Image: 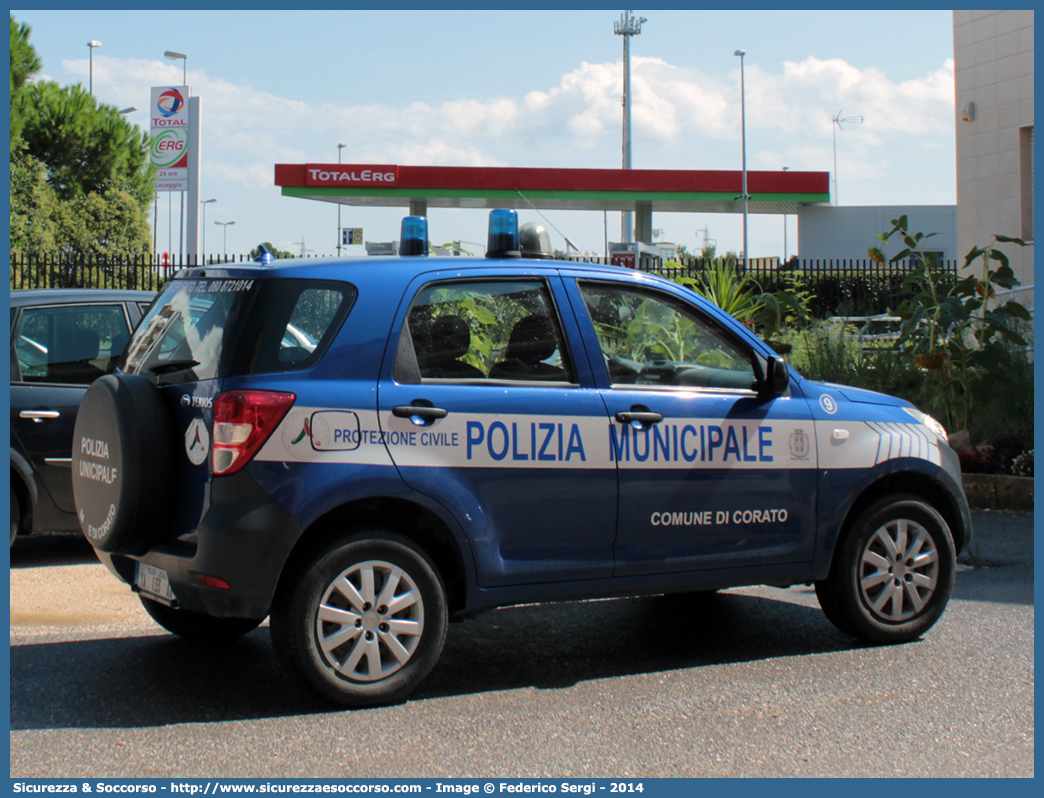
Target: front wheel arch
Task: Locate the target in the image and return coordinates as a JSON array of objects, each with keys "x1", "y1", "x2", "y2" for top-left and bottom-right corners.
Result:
[{"x1": 827, "y1": 471, "x2": 968, "y2": 567}]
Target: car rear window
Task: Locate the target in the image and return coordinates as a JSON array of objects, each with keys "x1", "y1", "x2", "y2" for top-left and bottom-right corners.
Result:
[{"x1": 123, "y1": 278, "x2": 354, "y2": 382}]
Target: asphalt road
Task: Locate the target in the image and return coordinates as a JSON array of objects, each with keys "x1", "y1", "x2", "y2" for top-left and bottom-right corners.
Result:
[{"x1": 9, "y1": 510, "x2": 1034, "y2": 778}]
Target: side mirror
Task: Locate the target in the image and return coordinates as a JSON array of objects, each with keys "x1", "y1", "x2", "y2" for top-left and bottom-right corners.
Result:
[{"x1": 761, "y1": 356, "x2": 790, "y2": 397}]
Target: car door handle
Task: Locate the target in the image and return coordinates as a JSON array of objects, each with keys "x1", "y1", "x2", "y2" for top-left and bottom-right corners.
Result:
[
  {"x1": 19, "y1": 410, "x2": 60, "y2": 422},
  {"x1": 615, "y1": 410, "x2": 663, "y2": 426},
  {"x1": 392, "y1": 405, "x2": 448, "y2": 420}
]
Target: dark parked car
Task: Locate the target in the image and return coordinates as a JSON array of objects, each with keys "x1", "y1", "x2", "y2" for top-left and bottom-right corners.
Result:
[{"x1": 10, "y1": 288, "x2": 155, "y2": 545}]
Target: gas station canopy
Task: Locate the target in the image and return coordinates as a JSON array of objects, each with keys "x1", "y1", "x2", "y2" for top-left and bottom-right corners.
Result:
[{"x1": 274, "y1": 163, "x2": 830, "y2": 216}]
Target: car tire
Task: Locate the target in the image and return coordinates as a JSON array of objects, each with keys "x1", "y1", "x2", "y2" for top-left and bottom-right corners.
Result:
[
  {"x1": 140, "y1": 595, "x2": 263, "y2": 642},
  {"x1": 815, "y1": 495, "x2": 956, "y2": 644},
  {"x1": 10, "y1": 483, "x2": 21, "y2": 547},
  {"x1": 270, "y1": 531, "x2": 448, "y2": 707},
  {"x1": 71, "y1": 374, "x2": 177, "y2": 555}
]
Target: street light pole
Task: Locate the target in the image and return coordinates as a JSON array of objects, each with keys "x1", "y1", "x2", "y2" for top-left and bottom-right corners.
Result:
[
  {"x1": 734, "y1": 49, "x2": 749, "y2": 267},
  {"x1": 614, "y1": 10, "x2": 646, "y2": 245},
  {"x1": 164, "y1": 50, "x2": 187, "y2": 86},
  {"x1": 832, "y1": 110, "x2": 863, "y2": 205},
  {"x1": 337, "y1": 143, "x2": 346, "y2": 255},
  {"x1": 200, "y1": 199, "x2": 216, "y2": 260},
  {"x1": 782, "y1": 166, "x2": 789, "y2": 262},
  {"x1": 87, "y1": 41, "x2": 101, "y2": 96},
  {"x1": 215, "y1": 221, "x2": 235, "y2": 259}
]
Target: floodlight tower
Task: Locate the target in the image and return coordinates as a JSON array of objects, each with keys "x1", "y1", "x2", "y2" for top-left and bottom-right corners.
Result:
[{"x1": 614, "y1": 10, "x2": 646, "y2": 244}]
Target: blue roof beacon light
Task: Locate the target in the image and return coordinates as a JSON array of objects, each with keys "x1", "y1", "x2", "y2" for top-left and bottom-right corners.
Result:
[
  {"x1": 399, "y1": 216, "x2": 429, "y2": 256},
  {"x1": 253, "y1": 244, "x2": 275, "y2": 265},
  {"x1": 486, "y1": 209, "x2": 521, "y2": 258}
]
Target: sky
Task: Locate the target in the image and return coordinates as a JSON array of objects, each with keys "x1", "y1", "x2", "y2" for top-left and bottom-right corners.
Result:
[{"x1": 11, "y1": 9, "x2": 959, "y2": 261}]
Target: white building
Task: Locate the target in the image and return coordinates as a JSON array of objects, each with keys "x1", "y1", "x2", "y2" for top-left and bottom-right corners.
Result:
[
  {"x1": 797, "y1": 205, "x2": 958, "y2": 264},
  {"x1": 953, "y1": 9, "x2": 1034, "y2": 306}
]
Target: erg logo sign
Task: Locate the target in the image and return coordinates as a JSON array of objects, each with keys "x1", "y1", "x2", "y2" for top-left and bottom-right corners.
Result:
[
  {"x1": 305, "y1": 164, "x2": 398, "y2": 186},
  {"x1": 150, "y1": 129, "x2": 188, "y2": 168}
]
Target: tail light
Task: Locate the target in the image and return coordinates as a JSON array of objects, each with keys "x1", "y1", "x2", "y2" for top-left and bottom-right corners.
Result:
[{"x1": 212, "y1": 390, "x2": 296, "y2": 475}]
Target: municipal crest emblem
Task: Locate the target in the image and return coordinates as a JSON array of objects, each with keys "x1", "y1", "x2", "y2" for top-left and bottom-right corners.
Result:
[{"x1": 789, "y1": 428, "x2": 810, "y2": 460}]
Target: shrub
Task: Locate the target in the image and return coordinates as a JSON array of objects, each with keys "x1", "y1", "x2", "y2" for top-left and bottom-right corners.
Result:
[
  {"x1": 958, "y1": 446, "x2": 1001, "y2": 474},
  {"x1": 877, "y1": 216, "x2": 1030, "y2": 434},
  {"x1": 1012, "y1": 449, "x2": 1034, "y2": 478}
]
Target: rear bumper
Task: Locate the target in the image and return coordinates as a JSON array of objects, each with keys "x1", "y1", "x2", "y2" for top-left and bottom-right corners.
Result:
[{"x1": 101, "y1": 470, "x2": 302, "y2": 619}]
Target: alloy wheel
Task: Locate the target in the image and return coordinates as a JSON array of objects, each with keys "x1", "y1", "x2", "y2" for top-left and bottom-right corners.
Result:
[
  {"x1": 859, "y1": 518, "x2": 939, "y2": 622},
  {"x1": 315, "y1": 559, "x2": 426, "y2": 682}
]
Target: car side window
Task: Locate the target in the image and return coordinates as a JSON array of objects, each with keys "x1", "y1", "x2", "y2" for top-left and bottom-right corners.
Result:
[
  {"x1": 577, "y1": 281, "x2": 757, "y2": 392},
  {"x1": 13, "y1": 304, "x2": 131, "y2": 385},
  {"x1": 401, "y1": 280, "x2": 575, "y2": 384}
]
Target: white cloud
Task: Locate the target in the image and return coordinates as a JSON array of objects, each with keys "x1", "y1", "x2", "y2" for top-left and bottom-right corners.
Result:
[
  {"x1": 78, "y1": 50, "x2": 955, "y2": 172},
  {"x1": 67, "y1": 48, "x2": 954, "y2": 254},
  {"x1": 383, "y1": 141, "x2": 507, "y2": 167},
  {"x1": 768, "y1": 57, "x2": 955, "y2": 137}
]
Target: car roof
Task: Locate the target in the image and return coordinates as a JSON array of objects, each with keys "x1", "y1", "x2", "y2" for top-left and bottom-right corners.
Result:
[
  {"x1": 171, "y1": 255, "x2": 640, "y2": 284},
  {"x1": 10, "y1": 288, "x2": 157, "y2": 308},
  {"x1": 168, "y1": 256, "x2": 759, "y2": 347}
]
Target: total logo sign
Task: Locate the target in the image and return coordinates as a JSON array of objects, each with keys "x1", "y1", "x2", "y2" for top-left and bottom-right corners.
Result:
[
  {"x1": 151, "y1": 86, "x2": 188, "y2": 127},
  {"x1": 156, "y1": 88, "x2": 185, "y2": 117}
]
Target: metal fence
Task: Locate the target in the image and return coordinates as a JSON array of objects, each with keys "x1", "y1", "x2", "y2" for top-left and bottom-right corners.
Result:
[
  {"x1": 10, "y1": 252, "x2": 960, "y2": 319},
  {"x1": 686, "y1": 257, "x2": 958, "y2": 318},
  {"x1": 569, "y1": 255, "x2": 960, "y2": 318},
  {"x1": 8, "y1": 253, "x2": 256, "y2": 292}
]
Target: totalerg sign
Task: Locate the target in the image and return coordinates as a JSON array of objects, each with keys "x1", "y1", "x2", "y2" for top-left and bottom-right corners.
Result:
[{"x1": 305, "y1": 164, "x2": 399, "y2": 186}]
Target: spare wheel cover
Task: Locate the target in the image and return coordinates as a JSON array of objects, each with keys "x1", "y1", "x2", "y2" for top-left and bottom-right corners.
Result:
[{"x1": 72, "y1": 374, "x2": 176, "y2": 554}]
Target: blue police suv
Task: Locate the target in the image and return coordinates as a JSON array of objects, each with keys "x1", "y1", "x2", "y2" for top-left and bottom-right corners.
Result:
[{"x1": 71, "y1": 211, "x2": 971, "y2": 707}]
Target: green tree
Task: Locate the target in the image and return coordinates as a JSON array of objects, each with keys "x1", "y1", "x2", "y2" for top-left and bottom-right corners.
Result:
[
  {"x1": 9, "y1": 16, "x2": 154, "y2": 264},
  {"x1": 55, "y1": 187, "x2": 152, "y2": 259},
  {"x1": 250, "y1": 242, "x2": 294, "y2": 259},
  {"x1": 9, "y1": 16, "x2": 41, "y2": 140},
  {"x1": 16, "y1": 80, "x2": 153, "y2": 206},
  {"x1": 10, "y1": 137, "x2": 58, "y2": 256}
]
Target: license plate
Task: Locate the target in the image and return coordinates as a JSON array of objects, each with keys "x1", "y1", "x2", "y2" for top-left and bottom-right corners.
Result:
[{"x1": 135, "y1": 562, "x2": 176, "y2": 601}]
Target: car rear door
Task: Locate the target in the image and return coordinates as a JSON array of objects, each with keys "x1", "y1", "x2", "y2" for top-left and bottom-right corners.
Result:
[
  {"x1": 10, "y1": 300, "x2": 134, "y2": 513},
  {"x1": 376, "y1": 268, "x2": 617, "y2": 587}
]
